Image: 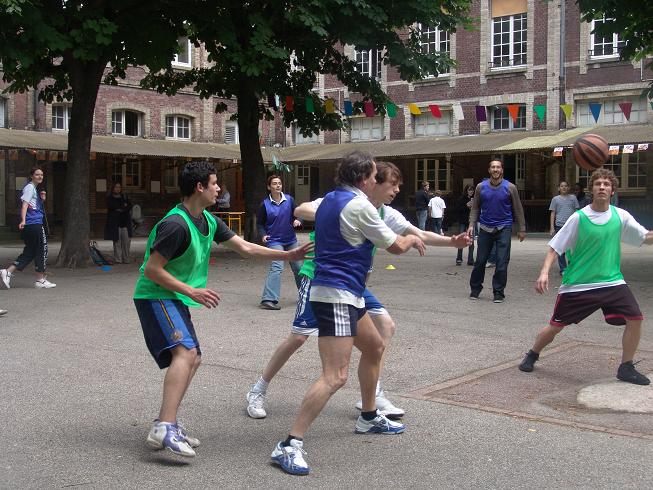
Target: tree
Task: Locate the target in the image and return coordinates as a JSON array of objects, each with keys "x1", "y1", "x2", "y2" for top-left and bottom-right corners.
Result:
[
  {"x1": 578, "y1": 0, "x2": 653, "y2": 98},
  {"x1": 0, "y1": 0, "x2": 186, "y2": 267},
  {"x1": 143, "y1": 0, "x2": 473, "y2": 240}
]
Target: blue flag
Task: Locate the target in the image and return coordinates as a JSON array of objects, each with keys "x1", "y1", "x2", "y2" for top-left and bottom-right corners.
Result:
[
  {"x1": 589, "y1": 103, "x2": 602, "y2": 123},
  {"x1": 344, "y1": 100, "x2": 353, "y2": 116}
]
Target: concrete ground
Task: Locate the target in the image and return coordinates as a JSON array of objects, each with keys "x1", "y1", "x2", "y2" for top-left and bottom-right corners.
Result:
[{"x1": 1, "y1": 234, "x2": 652, "y2": 489}]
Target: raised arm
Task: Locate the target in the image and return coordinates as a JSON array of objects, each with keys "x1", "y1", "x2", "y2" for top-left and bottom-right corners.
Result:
[{"x1": 294, "y1": 201, "x2": 317, "y2": 221}]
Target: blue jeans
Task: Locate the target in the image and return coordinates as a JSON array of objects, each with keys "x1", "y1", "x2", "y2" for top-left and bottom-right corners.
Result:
[
  {"x1": 416, "y1": 209, "x2": 428, "y2": 231},
  {"x1": 261, "y1": 242, "x2": 303, "y2": 303},
  {"x1": 431, "y1": 217, "x2": 443, "y2": 235},
  {"x1": 554, "y1": 224, "x2": 567, "y2": 273},
  {"x1": 456, "y1": 222, "x2": 474, "y2": 264},
  {"x1": 470, "y1": 227, "x2": 512, "y2": 297}
]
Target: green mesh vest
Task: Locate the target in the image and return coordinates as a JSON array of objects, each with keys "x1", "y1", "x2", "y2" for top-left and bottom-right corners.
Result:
[
  {"x1": 133, "y1": 206, "x2": 217, "y2": 307},
  {"x1": 562, "y1": 206, "x2": 623, "y2": 286},
  {"x1": 298, "y1": 205, "x2": 385, "y2": 280}
]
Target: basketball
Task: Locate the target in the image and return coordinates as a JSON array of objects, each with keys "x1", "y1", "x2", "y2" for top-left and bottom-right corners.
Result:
[{"x1": 572, "y1": 134, "x2": 609, "y2": 171}]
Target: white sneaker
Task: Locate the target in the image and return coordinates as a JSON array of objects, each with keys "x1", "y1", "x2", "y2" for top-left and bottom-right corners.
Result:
[
  {"x1": 0, "y1": 309, "x2": 7, "y2": 316},
  {"x1": 35, "y1": 279, "x2": 56, "y2": 289},
  {"x1": 146, "y1": 421, "x2": 195, "y2": 457},
  {"x1": 355, "y1": 412, "x2": 405, "y2": 434},
  {"x1": 271, "y1": 439, "x2": 309, "y2": 475},
  {"x1": 246, "y1": 391, "x2": 267, "y2": 419},
  {"x1": 146, "y1": 420, "x2": 200, "y2": 448},
  {"x1": 0, "y1": 269, "x2": 11, "y2": 289},
  {"x1": 355, "y1": 391, "x2": 405, "y2": 418}
]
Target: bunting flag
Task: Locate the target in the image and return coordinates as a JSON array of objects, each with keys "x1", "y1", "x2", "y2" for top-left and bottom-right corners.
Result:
[
  {"x1": 507, "y1": 104, "x2": 520, "y2": 123},
  {"x1": 618, "y1": 102, "x2": 632, "y2": 121},
  {"x1": 36, "y1": 150, "x2": 47, "y2": 161},
  {"x1": 408, "y1": 103, "x2": 422, "y2": 115},
  {"x1": 285, "y1": 95, "x2": 294, "y2": 112},
  {"x1": 344, "y1": 100, "x2": 353, "y2": 116},
  {"x1": 325, "y1": 98, "x2": 335, "y2": 114},
  {"x1": 560, "y1": 104, "x2": 572, "y2": 120},
  {"x1": 305, "y1": 96, "x2": 314, "y2": 113},
  {"x1": 50, "y1": 151, "x2": 59, "y2": 161},
  {"x1": 534, "y1": 104, "x2": 546, "y2": 123},
  {"x1": 622, "y1": 144, "x2": 634, "y2": 154},
  {"x1": 364, "y1": 101, "x2": 375, "y2": 117},
  {"x1": 267, "y1": 94, "x2": 278, "y2": 111},
  {"x1": 386, "y1": 102, "x2": 398, "y2": 118},
  {"x1": 90, "y1": 152, "x2": 96, "y2": 161},
  {"x1": 475, "y1": 105, "x2": 487, "y2": 122},
  {"x1": 553, "y1": 147, "x2": 563, "y2": 157},
  {"x1": 608, "y1": 145, "x2": 620, "y2": 155},
  {"x1": 589, "y1": 103, "x2": 602, "y2": 123},
  {"x1": 638, "y1": 143, "x2": 649, "y2": 152},
  {"x1": 452, "y1": 104, "x2": 464, "y2": 120},
  {"x1": 9, "y1": 149, "x2": 19, "y2": 160},
  {"x1": 61, "y1": 152, "x2": 67, "y2": 161},
  {"x1": 429, "y1": 104, "x2": 441, "y2": 118}
]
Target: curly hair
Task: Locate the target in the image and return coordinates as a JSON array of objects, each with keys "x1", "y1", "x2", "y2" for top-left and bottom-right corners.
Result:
[{"x1": 589, "y1": 168, "x2": 619, "y2": 191}]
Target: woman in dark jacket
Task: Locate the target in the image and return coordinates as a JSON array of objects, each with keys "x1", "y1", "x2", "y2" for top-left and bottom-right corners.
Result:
[
  {"x1": 456, "y1": 184, "x2": 475, "y2": 266},
  {"x1": 104, "y1": 182, "x2": 133, "y2": 263}
]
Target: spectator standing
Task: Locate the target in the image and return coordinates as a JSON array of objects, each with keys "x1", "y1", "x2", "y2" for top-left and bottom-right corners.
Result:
[
  {"x1": 456, "y1": 184, "x2": 475, "y2": 265},
  {"x1": 104, "y1": 182, "x2": 133, "y2": 264},
  {"x1": 549, "y1": 181, "x2": 579, "y2": 275},
  {"x1": 428, "y1": 190, "x2": 446, "y2": 235},
  {"x1": 468, "y1": 158, "x2": 526, "y2": 303},
  {"x1": 415, "y1": 181, "x2": 430, "y2": 230},
  {"x1": 574, "y1": 182, "x2": 592, "y2": 208}
]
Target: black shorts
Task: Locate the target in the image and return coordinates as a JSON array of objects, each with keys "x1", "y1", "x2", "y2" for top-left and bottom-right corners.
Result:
[
  {"x1": 310, "y1": 301, "x2": 366, "y2": 337},
  {"x1": 134, "y1": 299, "x2": 201, "y2": 369},
  {"x1": 550, "y1": 284, "x2": 643, "y2": 328}
]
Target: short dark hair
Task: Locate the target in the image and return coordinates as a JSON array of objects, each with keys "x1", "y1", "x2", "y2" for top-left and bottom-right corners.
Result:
[
  {"x1": 179, "y1": 161, "x2": 216, "y2": 197},
  {"x1": 488, "y1": 157, "x2": 503, "y2": 168},
  {"x1": 375, "y1": 161, "x2": 403, "y2": 185},
  {"x1": 29, "y1": 166, "x2": 43, "y2": 179},
  {"x1": 335, "y1": 151, "x2": 375, "y2": 187},
  {"x1": 267, "y1": 174, "x2": 282, "y2": 187}
]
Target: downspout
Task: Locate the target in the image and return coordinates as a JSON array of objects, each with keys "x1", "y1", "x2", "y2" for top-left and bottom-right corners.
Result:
[{"x1": 558, "y1": 0, "x2": 566, "y2": 130}]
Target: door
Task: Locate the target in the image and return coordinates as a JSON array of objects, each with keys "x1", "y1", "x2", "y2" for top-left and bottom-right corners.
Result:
[{"x1": 295, "y1": 164, "x2": 311, "y2": 203}]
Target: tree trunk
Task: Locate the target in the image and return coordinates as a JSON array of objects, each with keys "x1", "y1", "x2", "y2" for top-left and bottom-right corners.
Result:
[
  {"x1": 55, "y1": 60, "x2": 106, "y2": 268},
  {"x1": 236, "y1": 84, "x2": 267, "y2": 242}
]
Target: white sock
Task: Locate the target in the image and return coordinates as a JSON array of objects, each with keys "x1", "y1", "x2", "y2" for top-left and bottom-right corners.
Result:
[
  {"x1": 376, "y1": 381, "x2": 382, "y2": 397},
  {"x1": 252, "y1": 377, "x2": 269, "y2": 393}
]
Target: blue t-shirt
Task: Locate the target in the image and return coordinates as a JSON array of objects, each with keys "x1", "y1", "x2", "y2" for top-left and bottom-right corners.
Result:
[{"x1": 21, "y1": 182, "x2": 44, "y2": 225}]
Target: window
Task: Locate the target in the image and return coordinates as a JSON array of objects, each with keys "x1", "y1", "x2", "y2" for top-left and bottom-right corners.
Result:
[
  {"x1": 166, "y1": 115, "x2": 191, "y2": 140},
  {"x1": 52, "y1": 105, "x2": 71, "y2": 131},
  {"x1": 224, "y1": 121, "x2": 239, "y2": 144},
  {"x1": 491, "y1": 13, "x2": 527, "y2": 68},
  {"x1": 414, "y1": 112, "x2": 451, "y2": 137},
  {"x1": 164, "y1": 162, "x2": 180, "y2": 189},
  {"x1": 112, "y1": 159, "x2": 142, "y2": 188},
  {"x1": 354, "y1": 48, "x2": 382, "y2": 80},
  {"x1": 590, "y1": 17, "x2": 624, "y2": 58},
  {"x1": 0, "y1": 98, "x2": 5, "y2": 127},
  {"x1": 515, "y1": 153, "x2": 526, "y2": 191},
  {"x1": 419, "y1": 24, "x2": 450, "y2": 76},
  {"x1": 349, "y1": 116, "x2": 384, "y2": 141},
  {"x1": 293, "y1": 123, "x2": 318, "y2": 145},
  {"x1": 172, "y1": 37, "x2": 192, "y2": 68},
  {"x1": 112, "y1": 110, "x2": 142, "y2": 136},
  {"x1": 297, "y1": 164, "x2": 310, "y2": 185},
  {"x1": 578, "y1": 152, "x2": 647, "y2": 191},
  {"x1": 576, "y1": 97, "x2": 647, "y2": 127},
  {"x1": 491, "y1": 105, "x2": 526, "y2": 131},
  {"x1": 416, "y1": 158, "x2": 450, "y2": 193}
]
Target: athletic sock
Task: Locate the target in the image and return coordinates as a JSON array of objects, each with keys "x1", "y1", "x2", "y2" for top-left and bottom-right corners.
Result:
[
  {"x1": 252, "y1": 377, "x2": 269, "y2": 393},
  {"x1": 361, "y1": 410, "x2": 378, "y2": 421},
  {"x1": 375, "y1": 381, "x2": 382, "y2": 397},
  {"x1": 283, "y1": 435, "x2": 303, "y2": 447}
]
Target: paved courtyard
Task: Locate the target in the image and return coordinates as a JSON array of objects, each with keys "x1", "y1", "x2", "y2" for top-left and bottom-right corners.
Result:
[{"x1": 1, "y1": 234, "x2": 652, "y2": 488}]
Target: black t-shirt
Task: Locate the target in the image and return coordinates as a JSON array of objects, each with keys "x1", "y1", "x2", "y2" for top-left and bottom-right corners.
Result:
[
  {"x1": 415, "y1": 189, "x2": 430, "y2": 210},
  {"x1": 151, "y1": 204, "x2": 236, "y2": 261}
]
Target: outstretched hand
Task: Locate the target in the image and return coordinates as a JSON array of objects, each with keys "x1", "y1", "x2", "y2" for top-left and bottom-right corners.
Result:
[
  {"x1": 188, "y1": 288, "x2": 221, "y2": 308},
  {"x1": 535, "y1": 272, "x2": 549, "y2": 294},
  {"x1": 288, "y1": 241, "x2": 314, "y2": 261},
  {"x1": 412, "y1": 236, "x2": 426, "y2": 256},
  {"x1": 451, "y1": 233, "x2": 472, "y2": 249}
]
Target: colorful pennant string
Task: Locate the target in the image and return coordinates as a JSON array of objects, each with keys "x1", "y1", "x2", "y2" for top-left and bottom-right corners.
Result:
[
  {"x1": 475, "y1": 105, "x2": 487, "y2": 122},
  {"x1": 429, "y1": 105, "x2": 441, "y2": 118},
  {"x1": 364, "y1": 101, "x2": 375, "y2": 117},
  {"x1": 533, "y1": 105, "x2": 546, "y2": 123},
  {"x1": 408, "y1": 103, "x2": 422, "y2": 115}
]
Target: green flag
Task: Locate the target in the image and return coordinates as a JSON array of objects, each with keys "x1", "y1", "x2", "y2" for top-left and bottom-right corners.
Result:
[
  {"x1": 534, "y1": 104, "x2": 546, "y2": 123},
  {"x1": 305, "y1": 97, "x2": 314, "y2": 113},
  {"x1": 386, "y1": 102, "x2": 397, "y2": 118}
]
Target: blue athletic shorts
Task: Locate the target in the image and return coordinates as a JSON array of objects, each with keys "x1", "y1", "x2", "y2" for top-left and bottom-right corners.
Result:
[
  {"x1": 310, "y1": 300, "x2": 366, "y2": 337},
  {"x1": 362, "y1": 288, "x2": 388, "y2": 316},
  {"x1": 292, "y1": 275, "x2": 319, "y2": 336},
  {"x1": 134, "y1": 298, "x2": 201, "y2": 369}
]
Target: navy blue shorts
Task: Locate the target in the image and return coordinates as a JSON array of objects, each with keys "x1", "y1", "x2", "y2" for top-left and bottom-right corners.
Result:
[
  {"x1": 134, "y1": 299, "x2": 201, "y2": 369},
  {"x1": 292, "y1": 275, "x2": 319, "y2": 335},
  {"x1": 362, "y1": 288, "x2": 387, "y2": 316},
  {"x1": 310, "y1": 300, "x2": 367, "y2": 337}
]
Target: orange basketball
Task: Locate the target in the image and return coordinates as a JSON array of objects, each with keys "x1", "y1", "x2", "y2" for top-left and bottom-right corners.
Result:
[{"x1": 572, "y1": 134, "x2": 609, "y2": 171}]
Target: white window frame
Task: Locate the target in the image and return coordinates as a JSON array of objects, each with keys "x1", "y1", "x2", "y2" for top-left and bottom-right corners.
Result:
[
  {"x1": 111, "y1": 110, "x2": 142, "y2": 136},
  {"x1": 491, "y1": 105, "x2": 526, "y2": 131},
  {"x1": 590, "y1": 17, "x2": 622, "y2": 59},
  {"x1": 576, "y1": 97, "x2": 646, "y2": 127},
  {"x1": 224, "y1": 121, "x2": 239, "y2": 144},
  {"x1": 52, "y1": 105, "x2": 71, "y2": 131},
  {"x1": 349, "y1": 116, "x2": 384, "y2": 142},
  {"x1": 413, "y1": 111, "x2": 451, "y2": 137},
  {"x1": 578, "y1": 152, "x2": 647, "y2": 191},
  {"x1": 166, "y1": 115, "x2": 191, "y2": 140},
  {"x1": 296, "y1": 164, "x2": 310, "y2": 185},
  {"x1": 354, "y1": 47, "x2": 382, "y2": 80},
  {"x1": 163, "y1": 161, "x2": 180, "y2": 190},
  {"x1": 112, "y1": 159, "x2": 142, "y2": 189},
  {"x1": 172, "y1": 37, "x2": 192, "y2": 68},
  {"x1": 0, "y1": 98, "x2": 6, "y2": 128},
  {"x1": 490, "y1": 13, "x2": 527, "y2": 68},
  {"x1": 293, "y1": 123, "x2": 318, "y2": 145},
  {"x1": 515, "y1": 153, "x2": 526, "y2": 191},
  {"x1": 416, "y1": 158, "x2": 450, "y2": 193},
  {"x1": 418, "y1": 23, "x2": 450, "y2": 77}
]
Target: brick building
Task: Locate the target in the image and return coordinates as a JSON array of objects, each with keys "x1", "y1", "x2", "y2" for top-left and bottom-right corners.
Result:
[{"x1": 1, "y1": 0, "x2": 651, "y2": 236}]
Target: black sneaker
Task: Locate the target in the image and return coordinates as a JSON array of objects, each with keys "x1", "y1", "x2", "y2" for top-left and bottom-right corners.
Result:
[
  {"x1": 518, "y1": 350, "x2": 539, "y2": 372},
  {"x1": 616, "y1": 361, "x2": 650, "y2": 385},
  {"x1": 469, "y1": 292, "x2": 479, "y2": 300},
  {"x1": 456, "y1": 260, "x2": 462, "y2": 266},
  {"x1": 493, "y1": 293, "x2": 505, "y2": 303},
  {"x1": 260, "y1": 301, "x2": 281, "y2": 310}
]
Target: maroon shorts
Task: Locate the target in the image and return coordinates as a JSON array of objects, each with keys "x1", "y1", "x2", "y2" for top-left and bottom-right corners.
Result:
[{"x1": 550, "y1": 284, "x2": 643, "y2": 328}]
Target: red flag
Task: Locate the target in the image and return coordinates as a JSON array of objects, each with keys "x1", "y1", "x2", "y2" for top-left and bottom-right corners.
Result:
[
  {"x1": 285, "y1": 96, "x2": 294, "y2": 112},
  {"x1": 507, "y1": 104, "x2": 520, "y2": 123},
  {"x1": 364, "y1": 101, "x2": 375, "y2": 117},
  {"x1": 429, "y1": 104, "x2": 442, "y2": 118},
  {"x1": 619, "y1": 102, "x2": 632, "y2": 121}
]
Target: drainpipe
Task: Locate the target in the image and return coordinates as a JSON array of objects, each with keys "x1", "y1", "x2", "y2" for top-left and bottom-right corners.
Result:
[{"x1": 559, "y1": 0, "x2": 566, "y2": 130}]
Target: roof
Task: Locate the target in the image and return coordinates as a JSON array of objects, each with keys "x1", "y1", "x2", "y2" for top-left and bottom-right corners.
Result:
[{"x1": 1, "y1": 124, "x2": 650, "y2": 164}]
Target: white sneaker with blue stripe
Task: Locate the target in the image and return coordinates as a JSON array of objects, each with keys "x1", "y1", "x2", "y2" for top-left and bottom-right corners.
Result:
[
  {"x1": 355, "y1": 412, "x2": 405, "y2": 434},
  {"x1": 271, "y1": 439, "x2": 309, "y2": 475},
  {"x1": 146, "y1": 421, "x2": 196, "y2": 457}
]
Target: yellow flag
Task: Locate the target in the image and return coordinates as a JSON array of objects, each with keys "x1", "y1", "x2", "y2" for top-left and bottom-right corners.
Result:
[
  {"x1": 325, "y1": 98, "x2": 335, "y2": 114},
  {"x1": 560, "y1": 104, "x2": 572, "y2": 120},
  {"x1": 408, "y1": 103, "x2": 422, "y2": 115}
]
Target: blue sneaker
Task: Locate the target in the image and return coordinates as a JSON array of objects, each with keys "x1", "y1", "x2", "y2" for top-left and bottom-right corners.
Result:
[
  {"x1": 271, "y1": 439, "x2": 309, "y2": 475},
  {"x1": 146, "y1": 421, "x2": 196, "y2": 457},
  {"x1": 355, "y1": 412, "x2": 405, "y2": 434}
]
